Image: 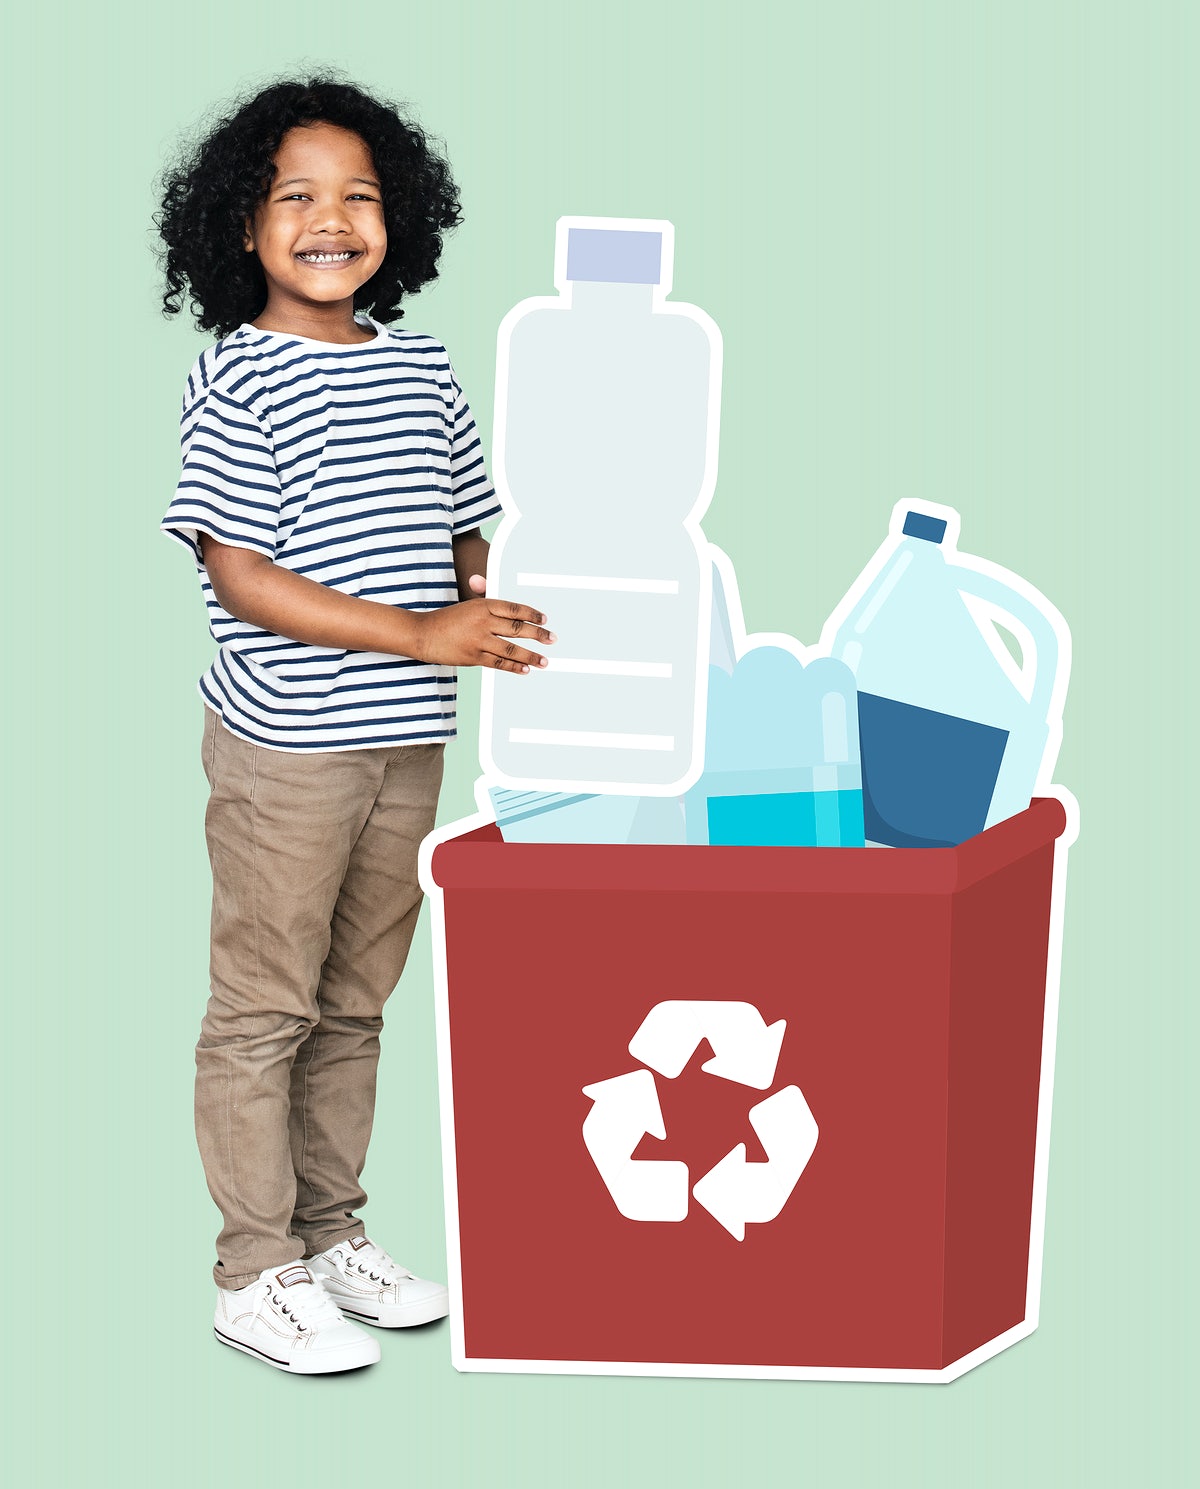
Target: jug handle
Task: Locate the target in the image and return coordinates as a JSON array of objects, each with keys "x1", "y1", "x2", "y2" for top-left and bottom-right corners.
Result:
[{"x1": 953, "y1": 566, "x2": 1070, "y2": 724}]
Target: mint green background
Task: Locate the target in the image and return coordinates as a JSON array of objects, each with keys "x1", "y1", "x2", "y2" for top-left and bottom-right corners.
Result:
[{"x1": 5, "y1": 2, "x2": 1193, "y2": 1484}]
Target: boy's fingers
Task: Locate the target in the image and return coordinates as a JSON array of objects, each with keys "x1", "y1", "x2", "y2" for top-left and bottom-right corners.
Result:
[
  {"x1": 487, "y1": 597, "x2": 549, "y2": 629},
  {"x1": 487, "y1": 614, "x2": 555, "y2": 646},
  {"x1": 488, "y1": 653, "x2": 536, "y2": 674},
  {"x1": 484, "y1": 638, "x2": 548, "y2": 671},
  {"x1": 467, "y1": 573, "x2": 488, "y2": 596}
]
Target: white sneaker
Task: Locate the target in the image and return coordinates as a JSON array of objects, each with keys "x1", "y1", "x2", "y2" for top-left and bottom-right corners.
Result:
[
  {"x1": 214, "y1": 1262, "x2": 382, "y2": 1373},
  {"x1": 308, "y1": 1236, "x2": 449, "y2": 1328}
]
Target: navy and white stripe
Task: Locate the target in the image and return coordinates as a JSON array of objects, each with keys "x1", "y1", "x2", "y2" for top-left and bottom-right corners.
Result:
[{"x1": 161, "y1": 315, "x2": 502, "y2": 752}]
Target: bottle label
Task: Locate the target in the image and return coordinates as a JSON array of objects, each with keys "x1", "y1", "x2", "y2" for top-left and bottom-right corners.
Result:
[{"x1": 858, "y1": 694, "x2": 1009, "y2": 848}]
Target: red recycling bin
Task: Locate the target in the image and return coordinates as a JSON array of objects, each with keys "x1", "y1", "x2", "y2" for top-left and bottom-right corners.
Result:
[{"x1": 421, "y1": 794, "x2": 1075, "y2": 1382}]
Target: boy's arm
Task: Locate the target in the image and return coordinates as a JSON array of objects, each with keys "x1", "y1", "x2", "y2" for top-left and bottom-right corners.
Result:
[
  {"x1": 199, "y1": 534, "x2": 551, "y2": 673},
  {"x1": 452, "y1": 527, "x2": 491, "y2": 601}
]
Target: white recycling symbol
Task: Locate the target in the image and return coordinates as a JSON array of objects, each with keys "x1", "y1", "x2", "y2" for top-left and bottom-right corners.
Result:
[{"x1": 582, "y1": 1000, "x2": 819, "y2": 1240}]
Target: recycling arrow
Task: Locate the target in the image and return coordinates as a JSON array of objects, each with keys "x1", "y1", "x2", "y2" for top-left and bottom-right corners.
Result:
[
  {"x1": 581, "y1": 1070, "x2": 689, "y2": 1222},
  {"x1": 628, "y1": 1000, "x2": 786, "y2": 1090},
  {"x1": 583, "y1": 999, "x2": 818, "y2": 1237},
  {"x1": 691, "y1": 1084, "x2": 819, "y2": 1241}
]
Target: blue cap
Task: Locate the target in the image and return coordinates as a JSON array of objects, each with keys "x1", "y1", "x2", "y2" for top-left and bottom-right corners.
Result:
[
  {"x1": 902, "y1": 510, "x2": 947, "y2": 544},
  {"x1": 566, "y1": 228, "x2": 663, "y2": 285}
]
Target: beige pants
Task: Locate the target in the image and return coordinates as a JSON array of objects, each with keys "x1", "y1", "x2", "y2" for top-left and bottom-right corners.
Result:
[{"x1": 196, "y1": 707, "x2": 445, "y2": 1289}]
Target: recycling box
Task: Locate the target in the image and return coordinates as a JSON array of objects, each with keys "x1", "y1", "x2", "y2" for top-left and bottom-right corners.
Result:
[{"x1": 423, "y1": 795, "x2": 1074, "y2": 1382}]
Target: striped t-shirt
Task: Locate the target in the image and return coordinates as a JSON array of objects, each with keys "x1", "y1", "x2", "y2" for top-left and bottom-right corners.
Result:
[{"x1": 161, "y1": 315, "x2": 503, "y2": 752}]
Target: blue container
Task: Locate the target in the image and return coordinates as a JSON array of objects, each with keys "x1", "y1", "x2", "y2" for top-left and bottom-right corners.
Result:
[
  {"x1": 684, "y1": 649, "x2": 865, "y2": 847},
  {"x1": 826, "y1": 505, "x2": 1068, "y2": 847}
]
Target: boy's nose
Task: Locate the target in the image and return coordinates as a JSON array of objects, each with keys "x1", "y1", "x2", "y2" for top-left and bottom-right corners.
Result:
[{"x1": 308, "y1": 202, "x2": 354, "y2": 232}]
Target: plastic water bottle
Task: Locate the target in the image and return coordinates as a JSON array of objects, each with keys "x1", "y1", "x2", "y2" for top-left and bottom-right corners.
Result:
[
  {"x1": 822, "y1": 502, "x2": 1070, "y2": 847},
  {"x1": 486, "y1": 785, "x2": 686, "y2": 845},
  {"x1": 683, "y1": 650, "x2": 866, "y2": 847},
  {"x1": 481, "y1": 217, "x2": 722, "y2": 795}
]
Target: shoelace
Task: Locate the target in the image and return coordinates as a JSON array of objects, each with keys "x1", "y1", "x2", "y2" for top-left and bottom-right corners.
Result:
[
  {"x1": 341, "y1": 1239, "x2": 414, "y2": 1286},
  {"x1": 249, "y1": 1274, "x2": 345, "y2": 1333}
]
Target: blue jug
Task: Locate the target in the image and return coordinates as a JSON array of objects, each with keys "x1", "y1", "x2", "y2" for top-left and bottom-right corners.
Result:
[{"x1": 823, "y1": 503, "x2": 1070, "y2": 848}]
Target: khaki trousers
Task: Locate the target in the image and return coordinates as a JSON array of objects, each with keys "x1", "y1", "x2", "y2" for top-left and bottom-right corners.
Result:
[{"x1": 196, "y1": 707, "x2": 445, "y2": 1289}]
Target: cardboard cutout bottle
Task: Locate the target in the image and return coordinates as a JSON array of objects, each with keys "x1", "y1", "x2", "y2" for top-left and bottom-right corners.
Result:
[
  {"x1": 825, "y1": 503, "x2": 1069, "y2": 846},
  {"x1": 482, "y1": 218, "x2": 722, "y2": 795}
]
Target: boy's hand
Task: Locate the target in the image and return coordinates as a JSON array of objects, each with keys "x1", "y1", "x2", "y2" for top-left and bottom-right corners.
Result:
[{"x1": 416, "y1": 576, "x2": 554, "y2": 673}]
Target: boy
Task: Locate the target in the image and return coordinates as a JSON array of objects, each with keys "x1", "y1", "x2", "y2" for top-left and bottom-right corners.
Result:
[{"x1": 157, "y1": 74, "x2": 552, "y2": 1373}]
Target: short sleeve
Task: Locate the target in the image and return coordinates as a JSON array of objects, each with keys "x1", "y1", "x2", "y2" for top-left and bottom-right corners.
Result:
[
  {"x1": 161, "y1": 366, "x2": 283, "y2": 564},
  {"x1": 447, "y1": 367, "x2": 503, "y2": 534}
]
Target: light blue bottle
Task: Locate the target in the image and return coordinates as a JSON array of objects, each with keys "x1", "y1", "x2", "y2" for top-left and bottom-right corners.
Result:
[
  {"x1": 823, "y1": 503, "x2": 1070, "y2": 847},
  {"x1": 683, "y1": 648, "x2": 866, "y2": 847},
  {"x1": 487, "y1": 786, "x2": 686, "y2": 845}
]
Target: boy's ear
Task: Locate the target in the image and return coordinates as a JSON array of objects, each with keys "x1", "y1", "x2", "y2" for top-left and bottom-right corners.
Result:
[{"x1": 242, "y1": 218, "x2": 255, "y2": 253}]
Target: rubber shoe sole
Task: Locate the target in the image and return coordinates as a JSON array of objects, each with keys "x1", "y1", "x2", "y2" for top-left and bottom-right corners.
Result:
[
  {"x1": 335, "y1": 1287, "x2": 450, "y2": 1329},
  {"x1": 214, "y1": 1323, "x2": 381, "y2": 1373}
]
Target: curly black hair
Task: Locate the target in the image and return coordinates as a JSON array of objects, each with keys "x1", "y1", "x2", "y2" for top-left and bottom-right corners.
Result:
[{"x1": 154, "y1": 70, "x2": 462, "y2": 338}]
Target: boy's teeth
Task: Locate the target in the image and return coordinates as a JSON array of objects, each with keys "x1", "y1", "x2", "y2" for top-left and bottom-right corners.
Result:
[{"x1": 298, "y1": 251, "x2": 355, "y2": 262}]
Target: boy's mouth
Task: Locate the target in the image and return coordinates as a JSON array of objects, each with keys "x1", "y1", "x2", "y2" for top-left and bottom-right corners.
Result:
[{"x1": 294, "y1": 249, "x2": 363, "y2": 267}]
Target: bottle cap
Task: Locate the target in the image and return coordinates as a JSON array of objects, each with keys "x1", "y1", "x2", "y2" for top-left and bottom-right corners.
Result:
[
  {"x1": 902, "y1": 510, "x2": 948, "y2": 544},
  {"x1": 566, "y1": 227, "x2": 663, "y2": 285}
]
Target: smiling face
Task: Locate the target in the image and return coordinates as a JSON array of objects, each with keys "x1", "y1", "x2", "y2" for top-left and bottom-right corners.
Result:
[{"x1": 243, "y1": 121, "x2": 388, "y2": 336}]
